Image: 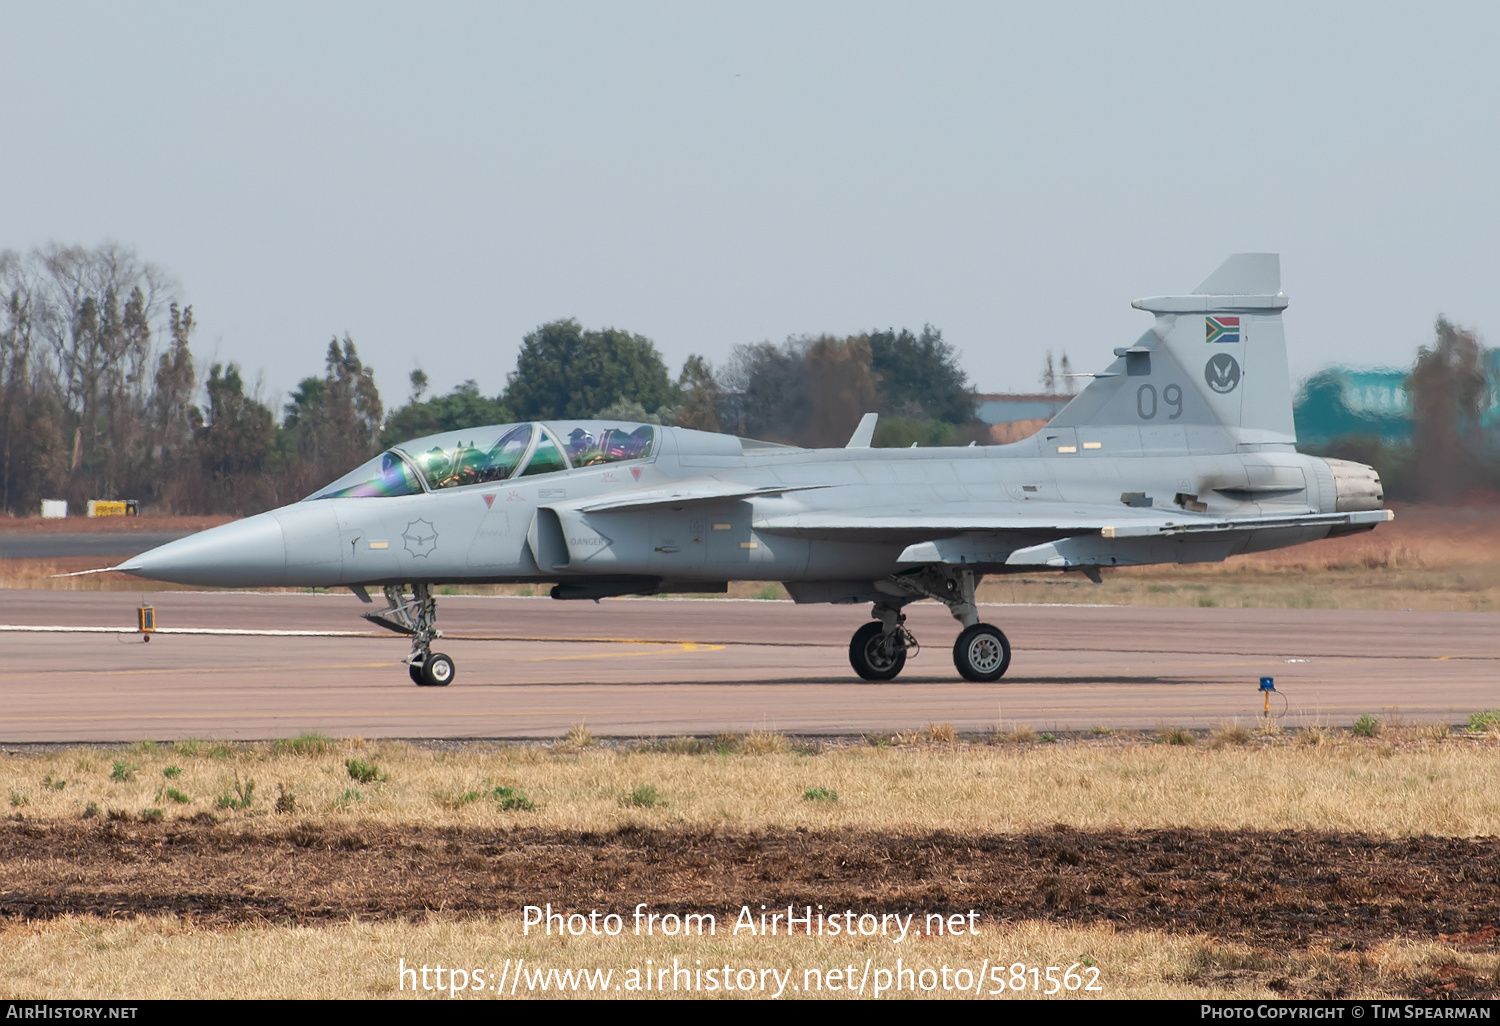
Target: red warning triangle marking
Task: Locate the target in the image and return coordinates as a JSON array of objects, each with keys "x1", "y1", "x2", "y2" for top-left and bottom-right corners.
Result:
[
  {"x1": 631, "y1": 467, "x2": 642, "y2": 480},
  {"x1": 482, "y1": 494, "x2": 495, "y2": 508}
]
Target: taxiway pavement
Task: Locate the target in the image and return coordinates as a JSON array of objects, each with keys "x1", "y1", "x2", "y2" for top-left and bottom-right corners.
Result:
[
  {"x1": 0, "y1": 590, "x2": 1495, "y2": 741},
  {"x1": 0, "y1": 532, "x2": 194, "y2": 559}
]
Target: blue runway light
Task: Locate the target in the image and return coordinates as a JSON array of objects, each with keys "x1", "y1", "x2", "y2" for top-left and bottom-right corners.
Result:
[{"x1": 1259, "y1": 676, "x2": 1275, "y2": 691}]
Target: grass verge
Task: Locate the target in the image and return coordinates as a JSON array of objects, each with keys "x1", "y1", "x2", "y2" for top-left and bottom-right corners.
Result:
[{"x1": 4, "y1": 730, "x2": 1497, "y2": 836}]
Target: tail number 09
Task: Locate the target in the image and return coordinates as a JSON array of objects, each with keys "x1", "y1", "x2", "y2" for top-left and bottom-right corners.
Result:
[{"x1": 1136, "y1": 383, "x2": 1183, "y2": 420}]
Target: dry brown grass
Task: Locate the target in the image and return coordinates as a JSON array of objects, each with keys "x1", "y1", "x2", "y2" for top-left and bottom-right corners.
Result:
[
  {"x1": 5, "y1": 734, "x2": 1498, "y2": 837},
  {"x1": 0, "y1": 914, "x2": 1493, "y2": 999},
  {"x1": 1298, "y1": 725, "x2": 1330, "y2": 747},
  {"x1": 739, "y1": 731, "x2": 788, "y2": 755},
  {"x1": 1209, "y1": 722, "x2": 1252, "y2": 748},
  {"x1": 925, "y1": 722, "x2": 956, "y2": 744},
  {"x1": 562, "y1": 723, "x2": 596, "y2": 749},
  {"x1": 1156, "y1": 726, "x2": 1196, "y2": 747}
]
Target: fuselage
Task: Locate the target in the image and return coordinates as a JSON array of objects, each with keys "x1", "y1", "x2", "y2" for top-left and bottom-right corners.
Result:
[{"x1": 119, "y1": 419, "x2": 1383, "y2": 593}]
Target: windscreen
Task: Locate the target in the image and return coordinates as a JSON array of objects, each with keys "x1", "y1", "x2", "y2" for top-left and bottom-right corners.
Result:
[
  {"x1": 309, "y1": 450, "x2": 424, "y2": 499},
  {"x1": 406, "y1": 423, "x2": 534, "y2": 490}
]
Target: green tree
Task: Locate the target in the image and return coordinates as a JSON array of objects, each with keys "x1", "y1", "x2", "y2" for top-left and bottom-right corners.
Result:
[
  {"x1": 148, "y1": 304, "x2": 203, "y2": 511},
  {"x1": 196, "y1": 363, "x2": 277, "y2": 513},
  {"x1": 55, "y1": 285, "x2": 153, "y2": 497},
  {"x1": 676, "y1": 354, "x2": 722, "y2": 432},
  {"x1": 152, "y1": 306, "x2": 200, "y2": 460},
  {"x1": 867, "y1": 325, "x2": 975, "y2": 424},
  {"x1": 592, "y1": 397, "x2": 681, "y2": 425},
  {"x1": 19, "y1": 395, "x2": 69, "y2": 510},
  {"x1": 504, "y1": 319, "x2": 678, "y2": 420},
  {"x1": 722, "y1": 339, "x2": 805, "y2": 440},
  {"x1": 283, "y1": 335, "x2": 384, "y2": 490},
  {"x1": 723, "y1": 333, "x2": 915, "y2": 446},
  {"x1": 381, "y1": 379, "x2": 513, "y2": 447},
  {"x1": 0, "y1": 253, "x2": 44, "y2": 513}
]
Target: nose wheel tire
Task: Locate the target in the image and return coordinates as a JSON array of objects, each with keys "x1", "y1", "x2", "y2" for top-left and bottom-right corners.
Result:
[
  {"x1": 953, "y1": 623, "x2": 1010, "y2": 682},
  {"x1": 408, "y1": 662, "x2": 424, "y2": 685},
  {"x1": 849, "y1": 621, "x2": 908, "y2": 681},
  {"x1": 413, "y1": 652, "x2": 456, "y2": 687}
]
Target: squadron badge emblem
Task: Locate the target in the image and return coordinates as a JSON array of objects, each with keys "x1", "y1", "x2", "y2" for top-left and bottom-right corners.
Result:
[
  {"x1": 402, "y1": 519, "x2": 438, "y2": 558},
  {"x1": 1204, "y1": 352, "x2": 1241, "y2": 394}
]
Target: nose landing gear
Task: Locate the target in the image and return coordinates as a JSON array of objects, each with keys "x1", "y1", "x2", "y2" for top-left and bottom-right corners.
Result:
[
  {"x1": 409, "y1": 650, "x2": 456, "y2": 687},
  {"x1": 364, "y1": 584, "x2": 456, "y2": 687}
]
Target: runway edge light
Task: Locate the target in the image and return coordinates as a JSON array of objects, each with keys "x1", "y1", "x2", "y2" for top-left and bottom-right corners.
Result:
[
  {"x1": 137, "y1": 605, "x2": 155, "y2": 640},
  {"x1": 1260, "y1": 675, "x2": 1275, "y2": 716}
]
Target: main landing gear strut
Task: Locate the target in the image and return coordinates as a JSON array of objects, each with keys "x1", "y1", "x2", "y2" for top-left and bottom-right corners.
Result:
[
  {"x1": 847, "y1": 567, "x2": 1011, "y2": 683},
  {"x1": 363, "y1": 583, "x2": 456, "y2": 687}
]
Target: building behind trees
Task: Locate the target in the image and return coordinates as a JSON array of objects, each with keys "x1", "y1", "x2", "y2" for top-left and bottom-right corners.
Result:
[{"x1": 1293, "y1": 318, "x2": 1500, "y2": 500}]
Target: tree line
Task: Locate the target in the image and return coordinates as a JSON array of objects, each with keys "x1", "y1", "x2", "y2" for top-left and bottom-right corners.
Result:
[
  {"x1": 11, "y1": 243, "x2": 1485, "y2": 519},
  {"x1": 1, "y1": 245, "x2": 980, "y2": 516}
]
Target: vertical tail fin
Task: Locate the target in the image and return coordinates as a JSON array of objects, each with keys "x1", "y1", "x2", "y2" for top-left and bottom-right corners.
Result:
[{"x1": 1047, "y1": 254, "x2": 1295, "y2": 453}]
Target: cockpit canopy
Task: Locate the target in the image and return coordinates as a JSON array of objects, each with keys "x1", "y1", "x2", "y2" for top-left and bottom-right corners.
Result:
[{"x1": 308, "y1": 421, "x2": 657, "y2": 500}]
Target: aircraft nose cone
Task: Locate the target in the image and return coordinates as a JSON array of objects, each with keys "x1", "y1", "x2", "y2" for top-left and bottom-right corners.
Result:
[{"x1": 117, "y1": 512, "x2": 287, "y2": 587}]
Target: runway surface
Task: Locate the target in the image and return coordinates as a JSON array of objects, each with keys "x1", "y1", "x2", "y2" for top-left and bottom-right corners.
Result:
[
  {"x1": 0, "y1": 590, "x2": 1496, "y2": 741},
  {"x1": 0, "y1": 532, "x2": 194, "y2": 559}
]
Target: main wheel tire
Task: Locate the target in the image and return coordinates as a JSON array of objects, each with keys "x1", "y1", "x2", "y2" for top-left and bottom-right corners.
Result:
[
  {"x1": 953, "y1": 623, "x2": 1010, "y2": 682},
  {"x1": 408, "y1": 662, "x2": 424, "y2": 685},
  {"x1": 421, "y1": 652, "x2": 456, "y2": 687},
  {"x1": 848, "y1": 621, "x2": 908, "y2": 681}
]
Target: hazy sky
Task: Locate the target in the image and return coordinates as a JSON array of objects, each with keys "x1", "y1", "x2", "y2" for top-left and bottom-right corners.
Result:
[{"x1": 3, "y1": 2, "x2": 1497, "y2": 409}]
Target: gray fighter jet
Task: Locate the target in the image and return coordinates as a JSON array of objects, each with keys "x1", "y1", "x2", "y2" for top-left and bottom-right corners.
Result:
[{"x1": 117, "y1": 254, "x2": 1390, "y2": 686}]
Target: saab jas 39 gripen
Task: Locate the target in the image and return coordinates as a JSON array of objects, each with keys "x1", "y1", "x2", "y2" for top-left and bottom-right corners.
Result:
[{"x1": 115, "y1": 255, "x2": 1390, "y2": 687}]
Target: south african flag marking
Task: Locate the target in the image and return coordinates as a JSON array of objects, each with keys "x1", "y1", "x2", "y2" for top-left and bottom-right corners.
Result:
[{"x1": 1205, "y1": 316, "x2": 1241, "y2": 344}]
